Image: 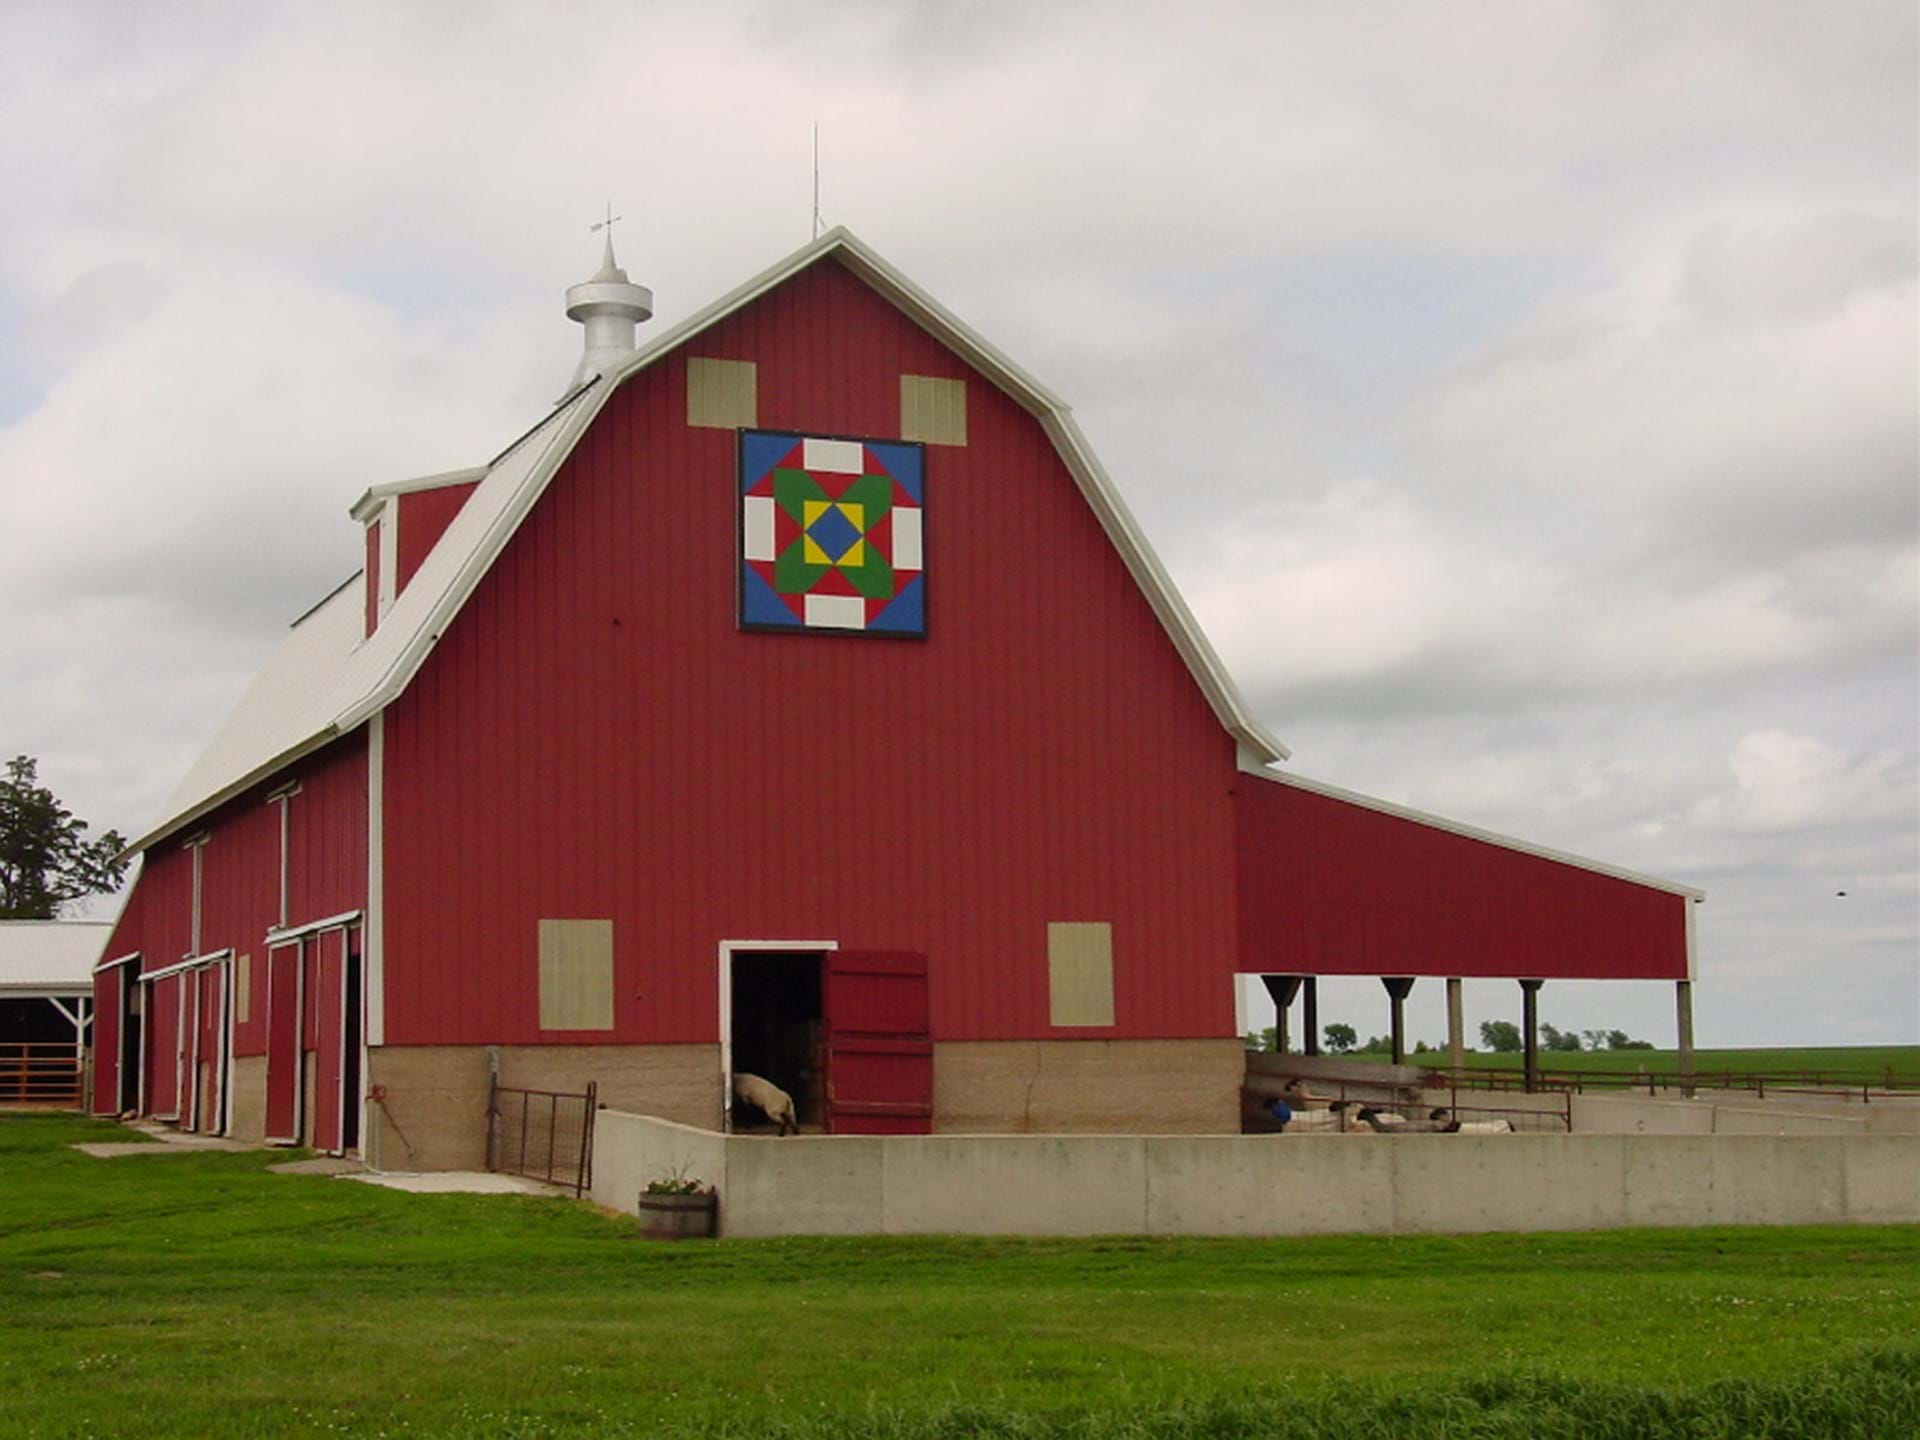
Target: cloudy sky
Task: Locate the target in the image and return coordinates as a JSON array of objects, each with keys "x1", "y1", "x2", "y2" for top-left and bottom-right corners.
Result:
[{"x1": 2, "y1": 1, "x2": 1913, "y2": 1049}]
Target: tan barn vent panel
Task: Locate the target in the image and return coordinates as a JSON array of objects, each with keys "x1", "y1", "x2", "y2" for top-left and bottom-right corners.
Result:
[
  {"x1": 687, "y1": 357, "x2": 758, "y2": 430},
  {"x1": 1047, "y1": 921, "x2": 1115, "y2": 1027},
  {"x1": 538, "y1": 919, "x2": 615, "y2": 1031},
  {"x1": 900, "y1": 375, "x2": 967, "y2": 446},
  {"x1": 234, "y1": 953, "x2": 251, "y2": 1025}
]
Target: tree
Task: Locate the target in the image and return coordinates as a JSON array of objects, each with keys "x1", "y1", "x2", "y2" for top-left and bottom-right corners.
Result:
[
  {"x1": 0, "y1": 756, "x2": 127, "y2": 918},
  {"x1": 1242, "y1": 1026, "x2": 1279, "y2": 1053},
  {"x1": 1323, "y1": 1023, "x2": 1357, "y2": 1054},
  {"x1": 1540, "y1": 1023, "x2": 1583, "y2": 1053},
  {"x1": 1480, "y1": 1020, "x2": 1522, "y2": 1053}
]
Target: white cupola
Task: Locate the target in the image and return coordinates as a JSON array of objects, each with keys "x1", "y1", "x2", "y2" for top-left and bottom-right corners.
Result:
[{"x1": 562, "y1": 224, "x2": 653, "y2": 399}]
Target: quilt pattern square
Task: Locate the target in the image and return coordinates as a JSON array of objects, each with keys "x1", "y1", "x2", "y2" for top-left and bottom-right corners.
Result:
[{"x1": 739, "y1": 431, "x2": 925, "y2": 636}]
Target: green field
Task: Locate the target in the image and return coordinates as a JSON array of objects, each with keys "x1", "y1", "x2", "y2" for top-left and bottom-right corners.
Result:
[
  {"x1": 2, "y1": 1115, "x2": 1917, "y2": 1439},
  {"x1": 1337, "y1": 1044, "x2": 1919, "y2": 1083}
]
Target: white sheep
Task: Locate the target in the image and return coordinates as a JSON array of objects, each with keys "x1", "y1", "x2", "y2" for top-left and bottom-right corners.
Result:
[
  {"x1": 731, "y1": 1072, "x2": 799, "y2": 1136},
  {"x1": 1441, "y1": 1114, "x2": 1515, "y2": 1134}
]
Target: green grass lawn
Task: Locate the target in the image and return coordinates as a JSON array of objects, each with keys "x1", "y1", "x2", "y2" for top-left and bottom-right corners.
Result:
[{"x1": 2, "y1": 1114, "x2": 1917, "y2": 1438}]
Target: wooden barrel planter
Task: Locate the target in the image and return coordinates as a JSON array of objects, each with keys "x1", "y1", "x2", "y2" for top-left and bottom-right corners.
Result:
[{"x1": 637, "y1": 1189, "x2": 718, "y2": 1240}]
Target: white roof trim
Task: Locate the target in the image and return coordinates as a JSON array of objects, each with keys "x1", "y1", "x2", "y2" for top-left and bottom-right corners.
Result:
[
  {"x1": 266, "y1": 909, "x2": 363, "y2": 944},
  {"x1": 1237, "y1": 755, "x2": 1705, "y2": 901},
  {"x1": 93, "y1": 950, "x2": 142, "y2": 974},
  {"x1": 349, "y1": 467, "x2": 490, "y2": 523},
  {"x1": 139, "y1": 948, "x2": 233, "y2": 984}
]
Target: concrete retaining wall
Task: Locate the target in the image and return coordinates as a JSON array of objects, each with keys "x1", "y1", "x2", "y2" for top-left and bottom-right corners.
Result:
[{"x1": 591, "y1": 1110, "x2": 1920, "y2": 1238}]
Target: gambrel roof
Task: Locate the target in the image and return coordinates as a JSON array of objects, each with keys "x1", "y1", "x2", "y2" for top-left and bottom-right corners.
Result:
[{"x1": 129, "y1": 228, "x2": 1288, "y2": 853}]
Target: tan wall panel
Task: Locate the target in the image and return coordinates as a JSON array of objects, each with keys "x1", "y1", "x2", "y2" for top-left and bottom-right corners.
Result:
[
  {"x1": 1047, "y1": 922, "x2": 1114, "y2": 1027},
  {"x1": 935, "y1": 1038, "x2": 1241, "y2": 1134},
  {"x1": 538, "y1": 919, "x2": 614, "y2": 1031},
  {"x1": 228, "y1": 1054, "x2": 266, "y2": 1144},
  {"x1": 233, "y1": 952, "x2": 252, "y2": 1025},
  {"x1": 900, "y1": 374, "x2": 966, "y2": 446},
  {"x1": 687, "y1": 357, "x2": 758, "y2": 430}
]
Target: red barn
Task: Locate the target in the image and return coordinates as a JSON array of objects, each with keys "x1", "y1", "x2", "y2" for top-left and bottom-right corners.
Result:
[{"x1": 92, "y1": 229, "x2": 1701, "y2": 1166}]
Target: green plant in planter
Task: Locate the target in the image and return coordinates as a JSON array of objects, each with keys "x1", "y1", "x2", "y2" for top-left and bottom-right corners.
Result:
[
  {"x1": 641, "y1": 1175, "x2": 711, "y2": 1197},
  {"x1": 642, "y1": 1160, "x2": 712, "y2": 1197}
]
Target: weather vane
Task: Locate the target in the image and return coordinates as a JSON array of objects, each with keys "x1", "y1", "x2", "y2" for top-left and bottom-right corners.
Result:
[{"x1": 590, "y1": 201, "x2": 621, "y2": 240}]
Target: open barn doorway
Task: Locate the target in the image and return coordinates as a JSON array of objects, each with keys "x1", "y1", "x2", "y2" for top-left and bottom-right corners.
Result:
[{"x1": 726, "y1": 949, "x2": 824, "y2": 1134}]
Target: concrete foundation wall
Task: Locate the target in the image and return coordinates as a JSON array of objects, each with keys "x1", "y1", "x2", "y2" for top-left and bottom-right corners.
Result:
[
  {"x1": 593, "y1": 1111, "x2": 1920, "y2": 1237},
  {"x1": 936, "y1": 1039, "x2": 1242, "y2": 1133},
  {"x1": 366, "y1": 1043, "x2": 720, "y2": 1172},
  {"x1": 227, "y1": 1055, "x2": 266, "y2": 1144},
  {"x1": 366, "y1": 1046, "x2": 491, "y2": 1171}
]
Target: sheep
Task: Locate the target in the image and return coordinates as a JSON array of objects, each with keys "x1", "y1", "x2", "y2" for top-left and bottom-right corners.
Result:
[
  {"x1": 1281, "y1": 1108, "x2": 1345, "y2": 1131},
  {"x1": 731, "y1": 1071, "x2": 799, "y2": 1136},
  {"x1": 1437, "y1": 1112, "x2": 1515, "y2": 1135}
]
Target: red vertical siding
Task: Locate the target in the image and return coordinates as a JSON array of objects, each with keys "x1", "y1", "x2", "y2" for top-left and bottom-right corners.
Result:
[
  {"x1": 101, "y1": 730, "x2": 367, "y2": 1094},
  {"x1": 364, "y1": 521, "x2": 381, "y2": 638},
  {"x1": 92, "y1": 880, "x2": 145, "y2": 1111},
  {"x1": 396, "y1": 482, "x2": 478, "y2": 592},
  {"x1": 382, "y1": 257, "x2": 1241, "y2": 1048},
  {"x1": 284, "y1": 736, "x2": 369, "y2": 927},
  {"x1": 1235, "y1": 779, "x2": 1689, "y2": 980}
]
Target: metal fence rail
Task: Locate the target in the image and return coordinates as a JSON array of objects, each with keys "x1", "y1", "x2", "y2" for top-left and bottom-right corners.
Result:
[
  {"x1": 1425, "y1": 1064, "x2": 1920, "y2": 1101},
  {"x1": 0, "y1": 1042, "x2": 85, "y2": 1107},
  {"x1": 1243, "y1": 1076, "x2": 1571, "y2": 1134},
  {"x1": 486, "y1": 1078, "x2": 597, "y2": 1196}
]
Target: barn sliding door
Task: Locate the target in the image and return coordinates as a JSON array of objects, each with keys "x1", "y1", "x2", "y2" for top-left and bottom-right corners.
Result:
[
  {"x1": 264, "y1": 941, "x2": 304, "y2": 1145},
  {"x1": 823, "y1": 950, "x2": 933, "y2": 1135},
  {"x1": 144, "y1": 976, "x2": 181, "y2": 1121},
  {"x1": 310, "y1": 931, "x2": 347, "y2": 1156},
  {"x1": 191, "y1": 962, "x2": 228, "y2": 1135}
]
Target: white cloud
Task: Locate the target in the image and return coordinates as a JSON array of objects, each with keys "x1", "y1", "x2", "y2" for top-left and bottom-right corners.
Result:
[{"x1": 1, "y1": 0, "x2": 1913, "y2": 1044}]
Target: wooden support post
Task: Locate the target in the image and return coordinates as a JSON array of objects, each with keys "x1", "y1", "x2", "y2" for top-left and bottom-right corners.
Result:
[
  {"x1": 1260, "y1": 975, "x2": 1302, "y2": 1055},
  {"x1": 1520, "y1": 979, "x2": 1543, "y2": 1094},
  {"x1": 1446, "y1": 977, "x2": 1464, "y2": 1072},
  {"x1": 1303, "y1": 977, "x2": 1320, "y2": 1056},
  {"x1": 1676, "y1": 979, "x2": 1695, "y2": 1098},
  {"x1": 1382, "y1": 977, "x2": 1415, "y2": 1065}
]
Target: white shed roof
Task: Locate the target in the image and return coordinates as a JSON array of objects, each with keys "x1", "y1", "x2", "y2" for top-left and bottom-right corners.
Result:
[{"x1": 0, "y1": 921, "x2": 110, "y2": 994}]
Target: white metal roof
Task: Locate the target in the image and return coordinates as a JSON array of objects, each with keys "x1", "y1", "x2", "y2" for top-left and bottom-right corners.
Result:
[
  {"x1": 0, "y1": 921, "x2": 111, "y2": 994},
  {"x1": 127, "y1": 228, "x2": 1286, "y2": 852}
]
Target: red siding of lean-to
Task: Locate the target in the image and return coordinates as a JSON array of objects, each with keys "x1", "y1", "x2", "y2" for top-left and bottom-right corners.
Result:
[
  {"x1": 1235, "y1": 777, "x2": 1690, "y2": 981},
  {"x1": 381, "y1": 257, "x2": 1243, "y2": 1049}
]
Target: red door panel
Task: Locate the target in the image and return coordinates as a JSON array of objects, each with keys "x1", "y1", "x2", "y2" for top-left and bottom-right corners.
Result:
[
  {"x1": 92, "y1": 967, "x2": 123, "y2": 1117},
  {"x1": 178, "y1": 975, "x2": 198, "y2": 1130},
  {"x1": 265, "y1": 942, "x2": 303, "y2": 1144},
  {"x1": 195, "y1": 963, "x2": 226, "y2": 1134},
  {"x1": 312, "y1": 932, "x2": 346, "y2": 1155},
  {"x1": 824, "y1": 950, "x2": 932, "y2": 1135},
  {"x1": 145, "y1": 976, "x2": 180, "y2": 1120}
]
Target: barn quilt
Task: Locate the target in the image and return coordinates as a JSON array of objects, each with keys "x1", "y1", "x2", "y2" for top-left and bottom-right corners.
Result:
[{"x1": 739, "y1": 431, "x2": 925, "y2": 636}]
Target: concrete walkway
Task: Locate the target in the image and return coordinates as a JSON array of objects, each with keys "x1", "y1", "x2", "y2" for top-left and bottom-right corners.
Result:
[
  {"x1": 75, "y1": 1125, "x2": 253, "y2": 1157},
  {"x1": 341, "y1": 1171, "x2": 559, "y2": 1196}
]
